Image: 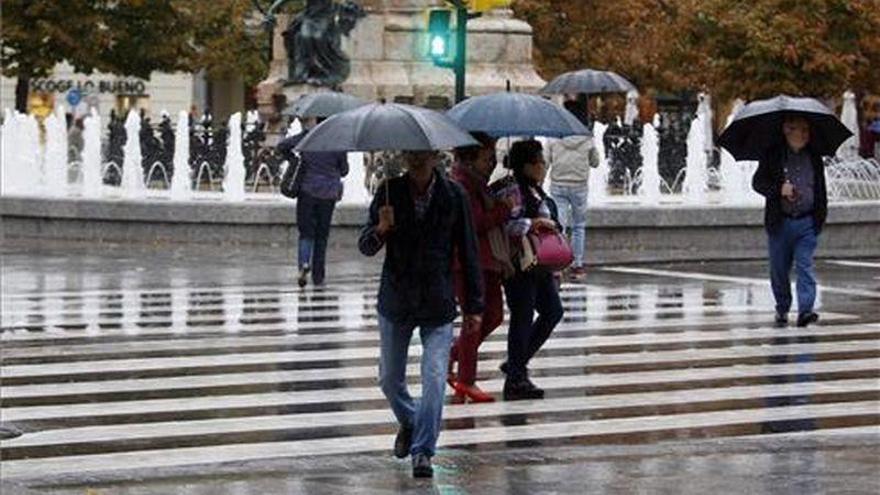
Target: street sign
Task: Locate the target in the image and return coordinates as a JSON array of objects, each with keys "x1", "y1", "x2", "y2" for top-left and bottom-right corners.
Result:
[{"x1": 67, "y1": 88, "x2": 82, "y2": 107}]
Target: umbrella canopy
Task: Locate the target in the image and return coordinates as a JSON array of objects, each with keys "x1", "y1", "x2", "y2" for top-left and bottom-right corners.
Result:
[
  {"x1": 540, "y1": 69, "x2": 636, "y2": 95},
  {"x1": 282, "y1": 92, "x2": 368, "y2": 118},
  {"x1": 295, "y1": 102, "x2": 478, "y2": 152},
  {"x1": 447, "y1": 92, "x2": 590, "y2": 138},
  {"x1": 718, "y1": 95, "x2": 853, "y2": 161}
]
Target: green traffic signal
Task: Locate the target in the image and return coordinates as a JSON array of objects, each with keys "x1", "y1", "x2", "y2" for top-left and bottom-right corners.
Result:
[{"x1": 427, "y1": 9, "x2": 452, "y2": 64}]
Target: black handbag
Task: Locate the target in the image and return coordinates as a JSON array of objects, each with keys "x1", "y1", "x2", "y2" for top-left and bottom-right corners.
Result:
[{"x1": 280, "y1": 152, "x2": 303, "y2": 199}]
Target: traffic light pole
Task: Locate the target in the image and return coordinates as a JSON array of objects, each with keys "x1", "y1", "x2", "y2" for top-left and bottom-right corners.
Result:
[{"x1": 454, "y1": 4, "x2": 468, "y2": 104}]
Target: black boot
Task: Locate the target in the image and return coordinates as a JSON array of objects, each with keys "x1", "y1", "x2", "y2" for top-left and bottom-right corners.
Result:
[
  {"x1": 774, "y1": 312, "x2": 788, "y2": 328},
  {"x1": 393, "y1": 424, "x2": 412, "y2": 459},
  {"x1": 503, "y1": 377, "x2": 544, "y2": 401},
  {"x1": 796, "y1": 312, "x2": 819, "y2": 328},
  {"x1": 412, "y1": 453, "x2": 433, "y2": 478}
]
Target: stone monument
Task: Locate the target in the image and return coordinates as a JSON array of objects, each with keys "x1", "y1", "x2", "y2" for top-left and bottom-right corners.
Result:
[{"x1": 257, "y1": 0, "x2": 545, "y2": 120}]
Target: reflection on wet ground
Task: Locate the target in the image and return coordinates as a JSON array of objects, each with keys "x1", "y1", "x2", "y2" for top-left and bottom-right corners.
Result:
[{"x1": 1, "y1": 243, "x2": 878, "y2": 494}]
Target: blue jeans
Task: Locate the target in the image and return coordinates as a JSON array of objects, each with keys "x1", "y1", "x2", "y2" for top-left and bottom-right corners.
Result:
[
  {"x1": 502, "y1": 270, "x2": 564, "y2": 381},
  {"x1": 768, "y1": 216, "x2": 819, "y2": 316},
  {"x1": 551, "y1": 183, "x2": 588, "y2": 267},
  {"x1": 378, "y1": 314, "x2": 454, "y2": 457},
  {"x1": 297, "y1": 192, "x2": 336, "y2": 284}
]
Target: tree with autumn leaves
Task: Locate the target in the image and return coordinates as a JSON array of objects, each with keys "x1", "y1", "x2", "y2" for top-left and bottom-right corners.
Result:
[
  {"x1": 1, "y1": 0, "x2": 267, "y2": 112},
  {"x1": 513, "y1": 0, "x2": 880, "y2": 101}
]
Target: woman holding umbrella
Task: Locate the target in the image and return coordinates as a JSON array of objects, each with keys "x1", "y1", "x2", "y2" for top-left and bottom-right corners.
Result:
[
  {"x1": 448, "y1": 132, "x2": 515, "y2": 404},
  {"x1": 500, "y1": 139, "x2": 565, "y2": 400},
  {"x1": 446, "y1": 91, "x2": 588, "y2": 401},
  {"x1": 720, "y1": 95, "x2": 852, "y2": 328}
]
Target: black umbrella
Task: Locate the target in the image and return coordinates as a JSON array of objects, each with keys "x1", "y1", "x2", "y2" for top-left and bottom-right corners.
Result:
[
  {"x1": 718, "y1": 95, "x2": 853, "y2": 161},
  {"x1": 295, "y1": 102, "x2": 477, "y2": 152},
  {"x1": 447, "y1": 92, "x2": 590, "y2": 138},
  {"x1": 540, "y1": 69, "x2": 636, "y2": 95},
  {"x1": 283, "y1": 92, "x2": 367, "y2": 119}
]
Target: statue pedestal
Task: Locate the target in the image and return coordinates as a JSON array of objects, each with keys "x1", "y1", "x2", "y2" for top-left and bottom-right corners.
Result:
[{"x1": 258, "y1": 3, "x2": 545, "y2": 121}]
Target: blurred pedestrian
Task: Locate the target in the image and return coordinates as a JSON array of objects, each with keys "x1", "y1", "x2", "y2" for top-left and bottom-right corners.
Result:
[
  {"x1": 752, "y1": 115, "x2": 827, "y2": 328},
  {"x1": 277, "y1": 117, "x2": 349, "y2": 288},
  {"x1": 448, "y1": 132, "x2": 515, "y2": 403},
  {"x1": 500, "y1": 140, "x2": 565, "y2": 400},
  {"x1": 547, "y1": 100, "x2": 599, "y2": 280},
  {"x1": 359, "y1": 150, "x2": 484, "y2": 478}
]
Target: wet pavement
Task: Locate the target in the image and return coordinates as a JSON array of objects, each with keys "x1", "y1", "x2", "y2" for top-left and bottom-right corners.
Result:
[{"x1": 1, "y1": 240, "x2": 878, "y2": 494}]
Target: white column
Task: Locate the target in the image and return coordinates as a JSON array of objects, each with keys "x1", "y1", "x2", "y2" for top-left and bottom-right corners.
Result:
[
  {"x1": 223, "y1": 112, "x2": 246, "y2": 201},
  {"x1": 170, "y1": 110, "x2": 191, "y2": 200},
  {"x1": 122, "y1": 110, "x2": 144, "y2": 199}
]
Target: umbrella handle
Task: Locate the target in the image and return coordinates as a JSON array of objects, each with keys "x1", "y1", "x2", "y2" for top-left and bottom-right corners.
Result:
[{"x1": 384, "y1": 159, "x2": 390, "y2": 207}]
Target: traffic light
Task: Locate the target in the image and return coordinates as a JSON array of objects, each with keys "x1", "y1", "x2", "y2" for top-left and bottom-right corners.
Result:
[
  {"x1": 469, "y1": 0, "x2": 512, "y2": 12},
  {"x1": 427, "y1": 9, "x2": 452, "y2": 64}
]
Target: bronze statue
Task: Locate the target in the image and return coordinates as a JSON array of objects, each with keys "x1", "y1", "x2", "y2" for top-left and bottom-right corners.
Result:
[{"x1": 263, "y1": 0, "x2": 365, "y2": 87}]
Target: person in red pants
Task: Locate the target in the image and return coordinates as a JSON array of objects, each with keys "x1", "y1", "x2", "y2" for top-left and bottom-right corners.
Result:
[{"x1": 449, "y1": 133, "x2": 515, "y2": 403}]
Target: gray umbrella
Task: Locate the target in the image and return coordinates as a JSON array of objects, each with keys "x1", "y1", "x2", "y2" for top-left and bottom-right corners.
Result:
[
  {"x1": 541, "y1": 69, "x2": 636, "y2": 95},
  {"x1": 295, "y1": 102, "x2": 478, "y2": 152},
  {"x1": 282, "y1": 92, "x2": 367, "y2": 118},
  {"x1": 447, "y1": 92, "x2": 590, "y2": 138}
]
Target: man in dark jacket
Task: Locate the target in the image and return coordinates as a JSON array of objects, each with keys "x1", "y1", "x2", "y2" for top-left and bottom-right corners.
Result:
[
  {"x1": 359, "y1": 150, "x2": 484, "y2": 478},
  {"x1": 752, "y1": 115, "x2": 827, "y2": 328},
  {"x1": 278, "y1": 118, "x2": 349, "y2": 288}
]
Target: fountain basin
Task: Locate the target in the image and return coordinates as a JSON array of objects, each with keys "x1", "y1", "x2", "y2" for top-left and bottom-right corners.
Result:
[{"x1": 2, "y1": 196, "x2": 877, "y2": 264}]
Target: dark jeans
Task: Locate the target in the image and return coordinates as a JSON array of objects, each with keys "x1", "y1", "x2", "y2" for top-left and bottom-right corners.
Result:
[
  {"x1": 503, "y1": 269, "x2": 564, "y2": 381},
  {"x1": 297, "y1": 192, "x2": 336, "y2": 284},
  {"x1": 768, "y1": 216, "x2": 819, "y2": 316}
]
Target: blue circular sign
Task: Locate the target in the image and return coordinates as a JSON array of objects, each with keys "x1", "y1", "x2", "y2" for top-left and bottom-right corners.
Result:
[{"x1": 66, "y1": 88, "x2": 82, "y2": 106}]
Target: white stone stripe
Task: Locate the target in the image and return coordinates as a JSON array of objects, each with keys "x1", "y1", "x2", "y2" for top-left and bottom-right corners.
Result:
[
  {"x1": 0, "y1": 280, "x2": 382, "y2": 301},
  {"x1": 0, "y1": 279, "x2": 647, "y2": 302},
  {"x1": 1, "y1": 302, "x2": 769, "y2": 331},
  {"x1": 824, "y1": 260, "x2": 880, "y2": 269},
  {"x1": 4, "y1": 378, "x2": 876, "y2": 451},
  {"x1": 4, "y1": 332, "x2": 873, "y2": 380},
  {"x1": 4, "y1": 356, "x2": 878, "y2": 422},
  {"x1": 2, "y1": 311, "x2": 855, "y2": 345},
  {"x1": 2, "y1": 401, "x2": 877, "y2": 480},
  {"x1": 3, "y1": 320, "x2": 872, "y2": 362},
  {"x1": 0, "y1": 293, "x2": 724, "y2": 319},
  {"x1": 6, "y1": 349, "x2": 876, "y2": 403},
  {"x1": 602, "y1": 266, "x2": 880, "y2": 298}
]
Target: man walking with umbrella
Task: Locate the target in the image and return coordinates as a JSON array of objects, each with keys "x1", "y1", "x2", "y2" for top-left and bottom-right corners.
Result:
[
  {"x1": 295, "y1": 102, "x2": 485, "y2": 478},
  {"x1": 720, "y1": 96, "x2": 852, "y2": 328},
  {"x1": 359, "y1": 150, "x2": 484, "y2": 477},
  {"x1": 753, "y1": 115, "x2": 826, "y2": 327}
]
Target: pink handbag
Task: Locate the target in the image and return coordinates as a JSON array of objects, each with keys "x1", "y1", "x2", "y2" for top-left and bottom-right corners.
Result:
[{"x1": 520, "y1": 229, "x2": 573, "y2": 272}]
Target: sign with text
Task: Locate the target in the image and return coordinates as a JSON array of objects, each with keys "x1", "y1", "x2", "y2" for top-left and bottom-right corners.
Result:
[{"x1": 30, "y1": 79, "x2": 147, "y2": 96}]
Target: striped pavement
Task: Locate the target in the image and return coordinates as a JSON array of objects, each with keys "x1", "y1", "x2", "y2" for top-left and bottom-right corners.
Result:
[{"x1": 1, "y1": 275, "x2": 879, "y2": 482}]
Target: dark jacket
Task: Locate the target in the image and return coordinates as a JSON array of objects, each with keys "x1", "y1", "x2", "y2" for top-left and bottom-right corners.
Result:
[
  {"x1": 752, "y1": 145, "x2": 828, "y2": 234},
  {"x1": 278, "y1": 131, "x2": 349, "y2": 201},
  {"x1": 359, "y1": 169, "x2": 485, "y2": 327}
]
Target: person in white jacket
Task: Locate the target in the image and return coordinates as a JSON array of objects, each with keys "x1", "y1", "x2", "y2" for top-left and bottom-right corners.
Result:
[{"x1": 547, "y1": 101, "x2": 599, "y2": 279}]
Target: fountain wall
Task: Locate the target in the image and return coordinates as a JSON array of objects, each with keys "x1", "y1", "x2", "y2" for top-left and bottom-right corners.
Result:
[{"x1": 3, "y1": 101, "x2": 879, "y2": 264}]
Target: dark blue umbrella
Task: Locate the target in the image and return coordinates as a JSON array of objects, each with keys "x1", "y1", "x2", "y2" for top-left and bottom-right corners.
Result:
[
  {"x1": 295, "y1": 102, "x2": 477, "y2": 152},
  {"x1": 718, "y1": 95, "x2": 853, "y2": 160},
  {"x1": 540, "y1": 69, "x2": 636, "y2": 95},
  {"x1": 446, "y1": 92, "x2": 590, "y2": 138}
]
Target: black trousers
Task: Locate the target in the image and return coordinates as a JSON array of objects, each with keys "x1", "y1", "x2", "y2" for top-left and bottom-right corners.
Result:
[
  {"x1": 296, "y1": 192, "x2": 336, "y2": 284},
  {"x1": 503, "y1": 269, "x2": 564, "y2": 381}
]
